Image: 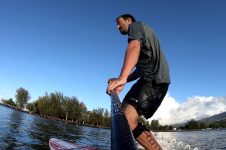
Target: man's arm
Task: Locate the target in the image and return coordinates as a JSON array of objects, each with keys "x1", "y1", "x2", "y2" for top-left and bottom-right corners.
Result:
[
  {"x1": 119, "y1": 39, "x2": 140, "y2": 82},
  {"x1": 127, "y1": 69, "x2": 140, "y2": 83},
  {"x1": 107, "y1": 40, "x2": 140, "y2": 94}
]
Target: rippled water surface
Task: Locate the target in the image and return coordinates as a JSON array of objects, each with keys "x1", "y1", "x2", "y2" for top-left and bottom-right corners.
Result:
[
  {"x1": 1, "y1": 104, "x2": 226, "y2": 150},
  {"x1": 0, "y1": 105, "x2": 110, "y2": 150},
  {"x1": 155, "y1": 128, "x2": 226, "y2": 150}
]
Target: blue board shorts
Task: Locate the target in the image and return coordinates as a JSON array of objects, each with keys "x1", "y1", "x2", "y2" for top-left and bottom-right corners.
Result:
[{"x1": 122, "y1": 78, "x2": 169, "y2": 119}]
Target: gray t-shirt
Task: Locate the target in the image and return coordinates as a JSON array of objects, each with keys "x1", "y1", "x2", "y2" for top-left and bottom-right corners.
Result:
[{"x1": 128, "y1": 21, "x2": 170, "y2": 84}]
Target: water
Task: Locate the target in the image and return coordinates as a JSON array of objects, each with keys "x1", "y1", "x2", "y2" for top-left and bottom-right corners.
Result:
[
  {"x1": 0, "y1": 105, "x2": 110, "y2": 150},
  {"x1": 155, "y1": 129, "x2": 226, "y2": 150},
  {"x1": 1, "y1": 104, "x2": 226, "y2": 150}
]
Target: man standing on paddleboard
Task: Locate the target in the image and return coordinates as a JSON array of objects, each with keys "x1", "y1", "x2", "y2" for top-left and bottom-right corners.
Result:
[{"x1": 107, "y1": 14, "x2": 170, "y2": 150}]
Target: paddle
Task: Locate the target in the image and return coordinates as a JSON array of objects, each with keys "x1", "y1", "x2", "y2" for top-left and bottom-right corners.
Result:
[{"x1": 110, "y1": 91, "x2": 138, "y2": 150}]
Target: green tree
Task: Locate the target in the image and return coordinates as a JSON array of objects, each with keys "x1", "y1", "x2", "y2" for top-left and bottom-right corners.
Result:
[
  {"x1": 185, "y1": 119, "x2": 200, "y2": 129},
  {"x1": 96, "y1": 108, "x2": 104, "y2": 126},
  {"x1": 27, "y1": 102, "x2": 39, "y2": 114},
  {"x1": 209, "y1": 122, "x2": 218, "y2": 129},
  {"x1": 61, "y1": 96, "x2": 85, "y2": 122},
  {"x1": 199, "y1": 121, "x2": 207, "y2": 129},
  {"x1": 26, "y1": 102, "x2": 34, "y2": 111},
  {"x1": 61, "y1": 97, "x2": 72, "y2": 121},
  {"x1": 48, "y1": 92, "x2": 63, "y2": 118},
  {"x1": 83, "y1": 111, "x2": 92, "y2": 125},
  {"x1": 36, "y1": 94, "x2": 50, "y2": 115},
  {"x1": 103, "y1": 109, "x2": 110, "y2": 127},
  {"x1": 89, "y1": 109, "x2": 99, "y2": 126},
  {"x1": 2, "y1": 98, "x2": 16, "y2": 107},
  {"x1": 151, "y1": 119, "x2": 159, "y2": 130},
  {"x1": 15, "y1": 87, "x2": 30, "y2": 109},
  {"x1": 69, "y1": 97, "x2": 80, "y2": 122},
  {"x1": 77, "y1": 102, "x2": 87, "y2": 124}
]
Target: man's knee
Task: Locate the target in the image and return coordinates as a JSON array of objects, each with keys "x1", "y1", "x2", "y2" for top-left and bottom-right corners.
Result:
[
  {"x1": 122, "y1": 102, "x2": 151, "y2": 138},
  {"x1": 123, "y1": 103, "x2": 139, "y2": 130}
]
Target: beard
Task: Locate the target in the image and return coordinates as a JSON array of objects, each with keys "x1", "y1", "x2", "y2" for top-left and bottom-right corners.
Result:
[
  {"x1": 120, "y1": 31, "x2": 127, "y2": 35},
  {"x1": 119, "y1": 29, "x2": 128, "y2": 35}
]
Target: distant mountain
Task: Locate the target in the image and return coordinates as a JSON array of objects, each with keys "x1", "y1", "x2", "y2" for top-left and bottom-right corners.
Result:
[
  {"x1": 198, "y1": 111, "x2": 226, "y2": 125},
  {"x1": 172, "y1": 111, "x2": 226, "y2": 127}
]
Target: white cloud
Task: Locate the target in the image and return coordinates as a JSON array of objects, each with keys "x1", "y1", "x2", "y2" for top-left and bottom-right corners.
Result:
[
  {"x1": 149, "y1": 94, "x2": 226, "y2": 125},
  {"x1": 150, "y1": 93, "x2": 179, "y2": 125}
]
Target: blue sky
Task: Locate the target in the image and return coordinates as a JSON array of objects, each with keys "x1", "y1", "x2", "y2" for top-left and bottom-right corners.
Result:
[{"x1": 1, "y1": 1, "x2": 226, "y2": 122}]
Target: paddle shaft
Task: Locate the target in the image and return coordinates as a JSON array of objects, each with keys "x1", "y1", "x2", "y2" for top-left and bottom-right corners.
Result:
[{"x1": 110, "y1": 91, "x2": 138, "y2": 150}]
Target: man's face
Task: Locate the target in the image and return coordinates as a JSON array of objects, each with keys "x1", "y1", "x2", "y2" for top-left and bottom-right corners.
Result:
[{"x1": 117, "y1": 17, "x2": 130, "y2": 35}]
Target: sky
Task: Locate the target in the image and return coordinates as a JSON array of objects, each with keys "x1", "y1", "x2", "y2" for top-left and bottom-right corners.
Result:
[{"x1": 1, "y1": 0, "x2": 226, "y2": 125}]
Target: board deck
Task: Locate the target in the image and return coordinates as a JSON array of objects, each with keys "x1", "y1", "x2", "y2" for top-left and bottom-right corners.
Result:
[{"x1": 49, "y1": 138, "x2": 97, "y2": 150}]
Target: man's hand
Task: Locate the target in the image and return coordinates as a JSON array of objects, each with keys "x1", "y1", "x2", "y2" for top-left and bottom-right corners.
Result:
[{"x1": 107, "y1": 78, "x2": 127, "y2": 95}]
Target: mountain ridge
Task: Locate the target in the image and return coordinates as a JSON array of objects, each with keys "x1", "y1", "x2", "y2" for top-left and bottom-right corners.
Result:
[{"x1": 172, "y1": 111, "x2": 226, "y2": 127}]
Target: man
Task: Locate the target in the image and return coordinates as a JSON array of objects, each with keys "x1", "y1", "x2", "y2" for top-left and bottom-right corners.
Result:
[{"x1": 107, "y1": 14, "x2": 170, "y2": 150}]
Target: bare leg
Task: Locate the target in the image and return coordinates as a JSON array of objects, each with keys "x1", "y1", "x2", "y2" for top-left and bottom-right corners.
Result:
[
  {"x1": 136, "y1": 131, "x2": 162, "y2": 150},
  {"x1": 122, "y1": 103, "x2": 162, "y2": 150}
]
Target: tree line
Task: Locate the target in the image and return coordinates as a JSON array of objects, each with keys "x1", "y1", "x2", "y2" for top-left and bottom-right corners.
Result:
[
  {"x1": 1, "y1": 87, "x2": 111, "y2": 128},
  {"x1": 141, "y1": 119, "x2": 174, "y2": 131},
  {"x1": 148, "y1": 119, "x2": 226, "y2": 131},
  {"x1": 180, "y1": 119, "x2": 226, "y2": 130}
]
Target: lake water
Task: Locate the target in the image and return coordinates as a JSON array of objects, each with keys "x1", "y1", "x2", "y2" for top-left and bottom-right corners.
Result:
[
  {"x1": 0, "y1": 104, "x2": 226, "y2": 150},
  {"x1": 156, "y1": 129, "x2": 226, "y2": 150}
]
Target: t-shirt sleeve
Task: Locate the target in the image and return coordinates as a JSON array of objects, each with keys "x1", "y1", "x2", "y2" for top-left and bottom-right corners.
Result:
[{"x1": 128, "y1": 22, "x2": 144, "y2": 46}]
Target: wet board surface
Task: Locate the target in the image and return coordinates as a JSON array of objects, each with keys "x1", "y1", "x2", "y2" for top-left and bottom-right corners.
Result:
[{"x1": 49, "y1": 138, "x2": 97, "y2": 150}]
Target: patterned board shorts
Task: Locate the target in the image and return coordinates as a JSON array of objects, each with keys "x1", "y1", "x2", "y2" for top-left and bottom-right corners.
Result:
[{"x1": 122, "y1": 78, "x2": 169, "y2": 119}]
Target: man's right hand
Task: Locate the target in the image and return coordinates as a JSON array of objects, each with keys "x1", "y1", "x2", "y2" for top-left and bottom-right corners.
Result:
[{"x1": 107, "y1": 78, "x2": 126, "y2": 95}]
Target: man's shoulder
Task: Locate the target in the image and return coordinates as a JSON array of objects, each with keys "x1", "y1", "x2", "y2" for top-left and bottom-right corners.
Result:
[
  {"x1": 131, "y1": 21, "x2": 143, "y2": 27},
  {"x1": 129, "y1": 21, "x2": 145, "y2": 33},
  {"x1": 130, "y1": 21, "x2": 152, "y2": 31}
]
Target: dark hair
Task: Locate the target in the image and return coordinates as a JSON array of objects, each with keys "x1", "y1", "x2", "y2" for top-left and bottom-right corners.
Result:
[{"x1": 116, "y1": 14, "x2": 136, "y2": 22}]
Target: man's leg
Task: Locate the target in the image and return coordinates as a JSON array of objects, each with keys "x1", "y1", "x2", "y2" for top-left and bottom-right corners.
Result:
[{"x1": 122, "y1": 103, "x2": 162, "y2": 150}]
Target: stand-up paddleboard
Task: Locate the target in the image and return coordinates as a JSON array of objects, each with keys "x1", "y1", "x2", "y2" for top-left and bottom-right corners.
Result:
[
  {"x1": 110, "y1": 91, "x2": 138, "y2": 150},
  {"x1": 49, "y1": 138, "x2": 97, "y2": 150}
]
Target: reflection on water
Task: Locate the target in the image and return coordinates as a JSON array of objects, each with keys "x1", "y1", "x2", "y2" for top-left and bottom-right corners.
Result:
[
  {"x1": 1, "y1": 106, "x2": 36, "y2": 149},
  {"x1": 28, "y1": 116, "x2": 84, "y2": 150},
  {"x1": 0, "y1": 105, "x2": 110, "y2": 150},
  {"x1": 5, "y1": 109, "x2": 23, "y2": 149},
  {"x1": 1, "y1": 105, "x2": 226, "y2": 150}
]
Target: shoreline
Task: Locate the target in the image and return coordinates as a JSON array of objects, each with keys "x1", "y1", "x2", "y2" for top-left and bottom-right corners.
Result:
[
  {"x1": 0, "y1": 103, "x2": 110, "y2": 130},
  {"x1": 1, "y1": 103, "x2": 224, "y2": 132}
]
